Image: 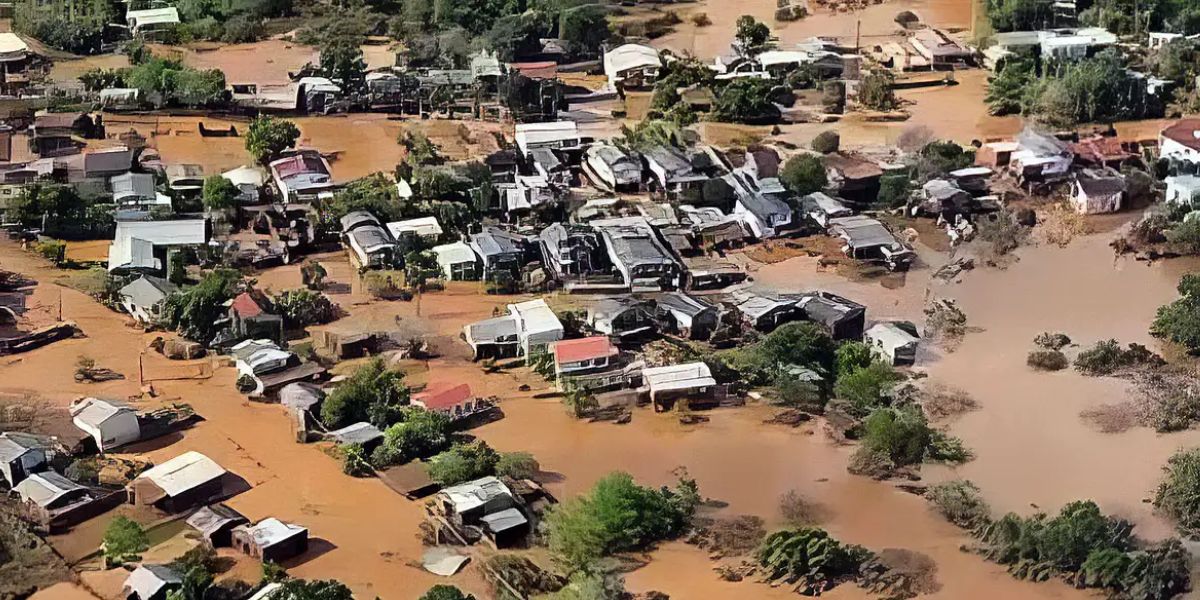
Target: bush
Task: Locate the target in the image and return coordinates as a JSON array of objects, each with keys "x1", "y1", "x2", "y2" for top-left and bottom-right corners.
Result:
[
  {"x1": 321, "y1": 358, "x2": 410, "y2": 429},
  {"x1": 780, "y1": 154, "x2": 827, "y2": 196},
  {"x1": 857, "y1": 70, "x2": 898, "y2": 111},
  {"x1": 979, "y1": 500, "x2": 1133, "y2": 577},
  {"x1": 1152, "y1": 274, "x2": 1200, "y2": 352},
  {"x1": 426, "y1": 441, "x2": 500, "y2": 485},
  {"x1": 246, "y1": 116, "x2": 301, "y2": 164},
  {"x1": 371, "y1": 409, "x2": 453, "y2": 466},
  {"x1": 927, "y1": 480, "x2": 991, "y2": 529},
  {"x1": 1074, "y1": 340, "x2": 1163, "y2": 376},
  {"x1": 342, "y1": 443, "x2": 373, "y2": 477},
  {"x1": 754, "y1": 528, "x2": 873, "y2": 594},
  {"x1": 222, "y1": 15, "x2": 265, "y2": 43},
  {"x1": 273, "y1": 289, "x2": 339, "y2": 329},
  {"x1": 811, "y1": 130, "x2": 840, "y2": 154},
  {"x1": 857, "y1": 404, "x2": 933, "y2": 468},
  {"x1": 1034, "y1": 332, "x2": 1072, "y2": 350},
  {"x1": 545, "y1": 473, "x2": 699, "y2": 572},
  {"x1": 419, "y1": 585, "x2": 475, "y2": 600},
  {"x1": 833, "y1": 362, "x2": 902, "y2": 416},
  {"x1": 1155, "y1": 448, "x2": 1200, "y2": 535},
  {"x1": 103, "y1": 516, "x2": 149, "y2": 565},
  {"x1": 496, "y1": 452, "x2": 540, "y2": 480},
  {"x1": 36, "y1": 240, "x2": 66, "y2": 266},
  {"x1": 835, "y1": 342, "x2": 875, "y2": 379},
  {"x1": 691, "y1": 12, "x2": 712, "y2": 26},
  {"x1": 1027, "y1": 350, "x2": 1068, "y2": 371},
  {"x1": 876, "y1": 172, "x2": 911, "y2": 209}
]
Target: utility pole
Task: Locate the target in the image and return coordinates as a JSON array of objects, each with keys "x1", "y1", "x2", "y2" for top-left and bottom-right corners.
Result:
[{"x1": 856, "y1": 19, "x2": 862, "y2": 54}]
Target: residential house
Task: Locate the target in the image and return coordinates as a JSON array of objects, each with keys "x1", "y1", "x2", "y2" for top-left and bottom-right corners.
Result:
[
  {"x1": 269, "y1": 150, "x2": 336, "y2": 201},
  {"x1": 514, "y1": 121, "x2": 582, "y2": 156},
  {"x1": 498, "y1": 175, "x2": 556, "y2": 212},
  {"x1": 729, "y1": 173, "x2": 794, "y2": 239},
  {"x1": 653, "y1": 293, "x2": 720, "y2": 340},
  {"x1": 552, "y1": 336, "x2": 618, "y2": 379},
  {"x1": 917, "y1": 179, "x2": 973, "y2": 217},
  {"x1": 1040, "y1": 27, "x2": 1118, "y2": 61},
  {"x1": 222, "y1": 165, "x2": 267, "y2": 204},
  {"x1": 1070, "y1": 168, "x2": 1126, "y2": 215},
  {"x1": 462, "y1": 299, "x2": 563, "y2": 359},
  {"x1": 643, "y1": 362, "x2": 717, "y2": 411},
  {"x1": 11, "y1": 471, "x2": 100, "y2": 531},
  {"x1": 123, "y1": 565, "x2": 182, "y2": 600},
  {"x1": 1011, "y1": 128, "x2": 1074, "y2": 183},
  {"x1": 0, "y1": 432, "x2": 46, "y2": 486},
  {"x1": 480, "y1": 507, "x2": 530, "y2": 548},
  {"x1": 823, "y1": 154, "x2": 883, "y2": 205},
  {"x1": 528, "y1": 148, "x2": 570, "y2": 187},
  {"x1": 431, "y1": 242, "x2": 480, "y2": 281},
  {"x1": 117, "y1": 275, "x2": 177, "y2": 324},
  {"x1": 827, "y1": 215, "x2": 915, "y2": 270},
  {"x1": 947, "y1": 167, "x2": 993, "y2": 194},
  {"x1": 732, "y1": 293, "x2": 799, "y2": 332},
  {"x1": 127, "y1": 451, "x2": 229, "y2": 512},
  {"x1": 865, "y1": 322, "x2": 920, "y2": 366},
  {"x1": 603, "y1": 43, "x2": 662, "y2": 90},
  {"x1": 437, "y1": 476, "x2": 517, "y2": 525},
  {"x1": 681, "y1": 257, "x2": 747, "y2": 291},
  {"x1": 462, "y1": 315, "x2": 522, "y2": 359},
  {"x1": 341, "y1": 211, "x2": 395, "y2": 269},
  {"x1": 1160, "y1": 119, "x2": 1200, "y2": 166},
  {"x1": 110, "y1": 172, "x2": 159, "y2": 209},
  {"x1": 126, "y1": 6, "x2": 180, "y2": 38},
  {"x1": 412, "y1": 382, "x2": 478, "y2": 419},
  {"x1": 792, "y1": 292, "x2": 867, "y2": 340},
  {"x1": 228, "y1": 290, "x2": 284, "y2": 343},
  {"x1": 164, "y1": 164, "x2": 205, "y2": 194},
  {"x1": 232, "y1": 518, "x2": 309, "y2": 563},
  {"x1": 386, "y1": 217, "x2": 443, "y2": 244},
  {"x1": 643, "y1": 145, "x2": 710, "y2": 194},
  {"x1": 107, "y1": 219, "x2": 208, "y2": 274},
  {"x1": 470, "y1": 227, "x2": 526, "y2": 281},
  {"x1": 186, "y1": 503, "x2": 248, "y2": 547},
  {"x1": 83, "y1": 146, "x2": 134, "y2": 179},
  {"x1": 678, "y1": 206, "x2": 748, "y2": 251},
  {"x1": 1070, "y1": 136, "x2": 1138, "y2": 169},
  {"x1": 70, "y1": 397, "x2": 140, "y2": 453},
  {"x1": 801, "y1": 192, "x2": 853, "y2": 228},
  {"x1": 230, "y1": 339, "x2": 320, "y2": 397},
  {"x1": 584, "y1": 144, "x2": 642, "y2": 192},
  {"x1": 908, "y1": 28, "x2": 973, "y2": 67},
  {"x1": 538, "y1": 223, "x2": 610, "y2": 281},
  {"x1": 1166, "y1": 175, "x2": 1200, "y2": 208},
  {"x1": 592, "y1": 217, "x2": 680, "y2": 291},
  {"x1": 586, "y1": 297, "x2": 657, "y2": 338},
  {"x1": 29, "y1": 112, "x2": 96, "y2": 157},
  {"x1": 508, "y1": 298, "x2": 564, "y2": 356}
]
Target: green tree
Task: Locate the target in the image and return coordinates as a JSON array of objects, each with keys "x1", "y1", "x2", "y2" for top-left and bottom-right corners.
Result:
[
  {"x1": 1154, "y1": 447, "x2": 1200, "y2": 535},
  {"x1": 754, "y1": 528, "x2": 873, "y2": 595},
  {"x1": 202, "y1": 175, "x2": 240, "y2": 211},
  {"x1": 857, "y1": 70, "x2": 898, "y2": 111},
  {"x1": 496, "y1": 451, "x2": 540, "y2": 480},
  {"x1": 246, "y1": 115, "x2": 301, "y2": 164},
  {"x1": 320, "y1": 358, "x2": 410, "y2": 429},
  {"x1": 274, "y1": 579, "x2": 354, "y2": 600},
  {"x1": 103, "y1": 516, "x2": 149, "y2": 565},
  {"x1": 419, "y1": 585, "x2": 475, "y2": 600},
  {"x1": 1151, "y1": 274, "x2": 1200, "y2": 353},
  {"x1": 857, "y1": 404, "x2": 935, "y2": 467},
  {"x1": 985, "y1": 58, "x2": 1037, "y2": 116},
  {"x1": 927, "y1": 480, "x2": 992, "y2": 529},
  {"x1": 371, "y1": 408, "x2": 453, "y2": 466},
  {"x1": 834, "y1": 342, "x2": 875, "y2": 379},
  {"x1": 320, "y1": 39, "x2": 368, "y2": 93},
  {"x1": 734, "y1": 15, "x2": 771, "y2": 57},
  {"x1": 712, "y1": 77, "x2": 781, "y2": 124},
  {"x1": 273, "y1": 289, "x2": 339, "y2": 328},
  {"x1": 876, "y1": 172, "x2": 911, "y2": 208},
  {"x1": 833, "y1": 361, "x2": 902, "y2": 416},
  {"x1": 404, "y1": 250, "x2": 441, "y2": 290},
  {"x1": 168, "y1": 251, "x2": 187, "y2": 286},
  {"x1": 780, "y1": 154, "x2": 827, "y2": 196},
  {"x1": 160, "y1": 268, "x2": 240, "y2": 343},
  {"x1": 559, "y1": 4, "x2": 610, "y2": 56},
  {"x1": 426, "y1": 441, "x2": 500, "y2": 485}
]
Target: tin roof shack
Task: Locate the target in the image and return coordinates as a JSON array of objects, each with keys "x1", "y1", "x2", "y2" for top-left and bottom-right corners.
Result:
[
  {"x1": 733, "y1": 293, "x2": 800, "y2": 332},
  {"x1": 269, "y1": 150, "x2": 336, "y2": 202},
  {"x1": 479, "y1": 506, "x2": 531, "y2": 548},
  {"x1": 186, "y1": 503, "x2": 248, "y2": 547},
  {"x1": 108, "y1": 219, "x2": 208, "y2": 275},
  {"x1": 1070, "y1": 136, "x2": 1138, "y2": 169},
  {"x1": 1160, "y1": 119, "x2": 1200, "y2": 166},
  {"x1": 326, "y1": 422, "x2": 384, "y2": 452},
  {"x1": 470, "y1": 227, "x2": 526, "y2": 282},
  {"x1": 118, "y1": 275, "x2": 177, "y2": 325},
  {"x1": 643, "y1": 145, "x2": 709, "y2": 194},
  {"x1": 431, "y1": 242, "x2": 480, "y2": 281},
  {"x1": 1070, "y1": 168, "x2": 1126, "y2": 215},
  {"x1": 827, "y1": 215, "x2": 915, "y2": 271},
  {"x1": 729, "y1": 174, "x2": 794, "y2": 239},
  {"x1": 412, "y1": 382, "x2": 484, "y2": 421},
  {"x1": 0, "y1": 432, "x2": 46, "y2": 486},
  {"x1": 1011, "y1": 128, "x2": 1074, "y2": 186},
  {"x1": 604, "y1": 43, "x2": 663, "y2": 90},
  {"x1": 514, "y1": 121, "x2": 582, "y2": 156},
  {"x1": 70, "y1": 397, "x2": 140, "y2": 453},
  {"x1": 341, "y1": 211, "x2": 396, "y2": 270},
  {"x1": 654, "y1": 292, "x2": 720, "y2": 341},
  {"x1": 865, "y1": 321, "x2": 920, "y2": 366},
  {"x1": 792, "y1": 292, "x2": 867, "y2": 341},
  {"x1": 586, "y1": 297, "x2": 657, "y2": 339},
  {"x1": 538, "y1": 223, "x2": 612, "y2": 283},
  {"x1": 123, "y1": 565, "x2": 182, "y2": 600},
  {"x1": 643, "y1": 362, "x2": 718, "y2": 411},
  {"x1": 909, "y1": 28, "x2": 974, "y2": 67},
  {"x1": 463, "y1": 314, "x2": 522, "y2": 359},
  {"x1": 128, "y1": 451, "x2": 229, "y2": 512},
  {"x1": 438, "y1": 476, "x2": 517, "y2": 526},
  {"x1": 379, "y1": 462, "x2": 440, "y2": 500},
  {"x1": 1166, "y1": 175, "x2": 1200, "y2": 209},
  {"x1": 801, "y1": 192, "x2": 853, "y2": 229},
  {"x1": 227, "y1": 290, "x2": 284, "y2": 344},
  {"x1": 681, "y1": 257, "x2": 747, "y2": 291},
  {"x1": 947, "y1": 167, "x2": 993, "y2": 195},
  {"x1": 592, "y1": 217, "x2": 680, "y2": 292},
  {"x1": 679, "y1": 205, "x2": 749, "y2": 251},
  {"x1": 916, "y1": 179, "x2": 973, "y2": 218},
  {"x1": 29, "y1": 112, "x2": 98, "y2": 157},
  {"x1": 584, "y1": 144, "x2": 642, "y2": 192},
  {"x1": 509, "y1": 298, "x2": 564, "y2": 357},
  {"x1": 11, "y1": 471, "x2": 116, "y2": 532},
  {"x1": 822, "y1": 154, "x2": 883, "y2": 206},
  {"x1": 110, "y1": 172, "x2": 159, "y2": 209},
  {"x1": 232, "y1": 518, "x2": 309, "y2": 564},
  {"x1": 386, "y1": 216, "x2": 443, "y2": 244}
]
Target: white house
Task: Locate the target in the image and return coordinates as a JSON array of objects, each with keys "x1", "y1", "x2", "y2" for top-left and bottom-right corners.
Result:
[
  {"x1": 430, "y1": 241, "x2": 480, "y2": 281},
  {"x1": 1166, "y1": 175, "x2": 1200, "y2": 208},
  {"x1": 642, "y1": 362, "x2": 716, "y2": 409},
  {"x1": 514, "y1": 122, "x2": 581, "y2": 156},
  {"x1": 1069, "y1": 168, "x2": 1126, "y2": 215},
  {"x1": 603, "y1": 43, "x2": 663, "y2": 89},
  {"x1": 123, "y1": 565, "x2": 182, "y2": 600},
  {"x1": 126, "y1": 7, "x2": 180, "y2": 37},
  {"x1": 108, "y1": 219, "x2": 208, "y2": 272},
  {"x1": 71, "y1": 398, "x2": 141, "y2": 453},
  {"x1": 1161, "y1": 119, "x2": 1200, "y2": 166},
  {"x1": 507, "y1": 299, "x2": 564, "y2": 356},
  {"x1": 865, "y1": 322, "x2": 920, "y2": 366},
  {"x1": 128, "y1": 451, "x2": 228, "y2": 511},
  {"x1": 386, "y1": 216, "x2": 443, "y2": 242},
  {"x1": 118, "y1": 275, "x2": 178, "y2": 324}
]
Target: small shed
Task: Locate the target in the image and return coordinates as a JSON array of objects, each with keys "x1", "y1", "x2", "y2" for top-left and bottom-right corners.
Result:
[
  {"x1": 865, "y1": 322, "x2": 920, "y2": 366},
  {"x1": 118, "y1": 275, "x2": 178, "y2": 324},
  {"x1": 70, "y1": 397, "x2": 141, "y2": 453},
  {"x1": 1070, "y1": 168, "x2": 1126, "y2": 215},
  {"x1": 186, "y1": 503, "x2": 249, "y2": 547},
  {"x1": 127, "y1": 451, "x2": 228, "y2": 512},
  {"x1": 0, "y1": 432, "x2": 47, "y2": 486},
  {"x1": 480, "y1": 507, "x2": 529, "y2": 548},
  {"x1": 123, "y1": 565, "x2": 182, "y2": 600},
  {"x1": 654, "y1": 293, "x2": 720, "y2": 340},
  {"x1": 732, "y1": 293, "x2": 798, "y2": 332},
  {"x1": 643, "y1": 362, "x2": 717, "y2": 411},
  {"x1": 431, "y1": 242, "x2": 480, "y2": 281},
  {"x1": 232, "y1": 518, "x2": 309, "y2": 563},
  {"x1": 326, "y1": 422, "x2": 384, "y2": 450},
  {"x1": 437, "y1": 476, "x2": 515, "y2": 525}
]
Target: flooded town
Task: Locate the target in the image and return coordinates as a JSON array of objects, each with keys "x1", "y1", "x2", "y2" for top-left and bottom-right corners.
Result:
[{"x1": 6, "y1": 0, "x2": 1200, "y2": 599}]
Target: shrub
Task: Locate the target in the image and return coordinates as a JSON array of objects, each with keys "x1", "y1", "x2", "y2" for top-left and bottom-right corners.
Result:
[
  {"x1": 1151, "y1": 274, "x2": 1200, "y2": 353},
  {"x1": 811, "y1": 130, "x2": 840, "y2": 154},
  {"x1": 835, "y1": 342, "x2": 875, "y2": 379},
  {"x1": 834, "y1": 362, "x2": 902, "y2": 416},
  {"x1": 273, "y1": 289, "x2": 339, "y2": 329},
  {"x1": 857, "y1": 70, "x2": 898, "y2": 111},
  {"x1": 1155, "y1": 448, "x2": 1200, "y2": 535},
  {"x1": 1074, "y1": 340, "x2": 1163, "y2": 376},
  {"x1": 221, "y1": 15, "x2": 265, "y2": 43},
  {"x1": 370, "y1": 409, "x2": 453, "y2": 466},
  {"x1": 419, "y1": 584, "x2": 475, "y2": 600},
  {"x1": 321, "y1": 358, "x2": 410, "y2": 429},
  {"x1": 1027, "y1": 350, "x2": 1068, "y2": 371},
  {"x1": 36, "y1": 240, "x2": 66, "y2": 266},
  {"x1": 496, "y1": 452, "x2": 540, "y2": 480},
  {"x1": 779, "y1": 490, "x2": 822, "y2": 526},
  {"x1": 691, "y1": 12, "x2": 712, "y2": 26},
  {"x1": 342, "y1": 443, "x2": 373, "y2": 477},
  {"x1": 754, "y1": 528, "x2": 873, "y2": 594},
  {"x1": 103, "y1": 516, "x2": 149, "y2": 565},
  {"x1": 1033, "y1": 332, "x2": 1072, "y2": 350},
  {"x1": 927, "y1": 480, "x2": 991, "y2": 529},
  {"x1": 780, "y1": 154, "x2": 827, "y2": 196},
  {"x1": 245, "y1": 116, "x2": 301, "y2": 164},
  {"x1": 426, "y1": 441, "x2": 500, "y2": 485}
]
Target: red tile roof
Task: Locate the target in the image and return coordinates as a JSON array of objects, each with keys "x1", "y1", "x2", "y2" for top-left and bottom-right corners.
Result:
[
  {"x1": 1161, "y1": 119, "x2": 1200, "y2": 152},
  {"x1": 553, "y1": 336, "x2": 615, "y2": 364},
  {"x1": 413, "y1": 382, "x2": 472, "y2": 410},
  {"x1": 230, "y1": 292, "x2": 265, "y2": 318}
]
